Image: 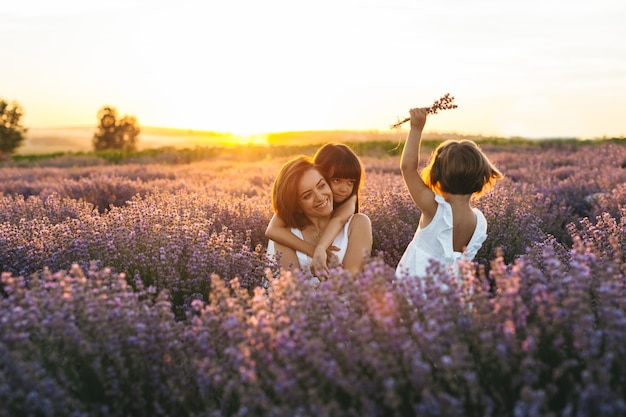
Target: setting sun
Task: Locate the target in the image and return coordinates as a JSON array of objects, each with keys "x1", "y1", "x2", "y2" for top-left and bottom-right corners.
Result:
[{"x1": 1, "y1": 0, "x2": 624, "y2": 152}]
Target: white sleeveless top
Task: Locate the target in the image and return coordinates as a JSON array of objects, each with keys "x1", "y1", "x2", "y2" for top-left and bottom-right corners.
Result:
[
  {"x1": 267, "y1": 215, "x2": 354, "y2": 276},
  {"x1": 395, "y1": 194, "x2": 487, "y2": 281}
]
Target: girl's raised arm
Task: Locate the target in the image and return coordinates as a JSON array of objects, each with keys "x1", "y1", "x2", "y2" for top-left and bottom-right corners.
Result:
[
  {"x1": 265, "y1": 213, "x2": 316, "y2": 257},
  {"x1": 400, "y1": 108, "x2": 437, "y2": 221}
]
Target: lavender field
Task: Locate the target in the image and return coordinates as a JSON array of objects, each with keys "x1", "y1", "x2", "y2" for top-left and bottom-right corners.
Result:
[{"x1": 1, "y1": 141, "x2": 625, "y2": 416}]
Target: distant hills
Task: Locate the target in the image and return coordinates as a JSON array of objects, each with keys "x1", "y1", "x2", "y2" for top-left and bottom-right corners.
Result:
[
  {"x1": 19, "y1": 125, "x2": 591, "y2": 155},
  {"x1": 21, "y1": 126, "x2": 249, "y2": 154}
]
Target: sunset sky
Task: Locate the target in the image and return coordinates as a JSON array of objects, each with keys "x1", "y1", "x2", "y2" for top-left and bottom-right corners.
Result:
[{"x1": 2, "y1": 0, "x2": 625, "y2": 139}]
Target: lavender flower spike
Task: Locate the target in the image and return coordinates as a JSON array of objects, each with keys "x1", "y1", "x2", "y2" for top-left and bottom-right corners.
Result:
[{"x1": 390, "y1": 93, "x2": 458, "y2": 129}]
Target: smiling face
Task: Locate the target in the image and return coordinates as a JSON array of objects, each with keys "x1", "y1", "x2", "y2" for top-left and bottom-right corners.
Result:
[
  {"x1": 297, "y1": 167, "x2": 333, "y2": 219},
  {"x1": 312, "y1": 143, "x2": 363, "y2": 210},
  {"x1": 329, "y1": 178, "x2": 356, "y2": 204}
]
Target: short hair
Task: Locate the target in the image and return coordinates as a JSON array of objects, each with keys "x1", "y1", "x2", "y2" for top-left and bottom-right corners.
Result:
[
  {"x1": 271, "y1": 155, "x2": 319, "y2": 229},
  {"x1": 313, "y1": 143, "x2": 364, "y2": 212},
  {"x1": 422, "y1": 140, "x2": 503, "y2": 196}
]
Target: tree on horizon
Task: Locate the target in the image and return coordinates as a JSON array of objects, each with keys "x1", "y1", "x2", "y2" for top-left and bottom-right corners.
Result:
[
  {"x1": 93, "y1": 106, "x2": 140, "y2": 151},
  {"x1": 0, "y1": 99, "x2": 28, "y2": 157}
]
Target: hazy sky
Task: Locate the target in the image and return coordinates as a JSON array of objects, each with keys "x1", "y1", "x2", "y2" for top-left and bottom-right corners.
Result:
[{"x1": 2, "y1": 0, "x2": 625, "y2": 138}]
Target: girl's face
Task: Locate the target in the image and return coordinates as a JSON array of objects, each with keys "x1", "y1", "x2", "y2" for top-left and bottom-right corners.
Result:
[
  {"x1": 329, "y1": 178, "x2": 356, "y2": 204},
  {"x1": 297, "y1": 168, "x2": 333, "y2": 218}
]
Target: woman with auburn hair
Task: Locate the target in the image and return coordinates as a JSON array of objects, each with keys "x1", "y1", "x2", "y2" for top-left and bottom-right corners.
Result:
[
  {"x1": 267, "y1": 155, "x2": 372, "y2": 281},
  {"x1": 266, "y1": 143, "x2": 366, "y2": 275}
]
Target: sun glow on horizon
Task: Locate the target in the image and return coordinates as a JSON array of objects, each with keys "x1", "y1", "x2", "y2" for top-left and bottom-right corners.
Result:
[{"x1": 3, "y1": 0, "x2": 625, "y2": 146}]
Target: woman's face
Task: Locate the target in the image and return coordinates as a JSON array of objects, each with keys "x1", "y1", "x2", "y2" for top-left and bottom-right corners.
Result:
[
  {"x1": 297, "y1": 168, "x2": 333, "y2": 218},
  {"x1": 329, "y1": 178, "x2": 356, "y2": 204}
]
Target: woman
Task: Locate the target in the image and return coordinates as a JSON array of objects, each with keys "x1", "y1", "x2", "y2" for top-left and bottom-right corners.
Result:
[
  {"x1": 267, "y1": 155, "x2": 372, "y2": 280},
  {"x1": 265, "y1": 142, "x2": 366, "y2": 276}
]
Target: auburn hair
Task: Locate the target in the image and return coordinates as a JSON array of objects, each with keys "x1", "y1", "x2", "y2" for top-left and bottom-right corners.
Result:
[
  {"x1": 271, "y1": 155, "x2": 321, "y2": 229},
  {"x1": 422, "y1": 140, "x2": 503, "y2": 196}
]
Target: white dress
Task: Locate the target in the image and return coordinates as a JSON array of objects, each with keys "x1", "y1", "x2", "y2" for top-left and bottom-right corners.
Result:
[
  {"x1": 267, "y1": 215, "x2": 354, "y2": 277},
  {"x1": 395, "y1": 194, "x2": 487, "y2": 281}
]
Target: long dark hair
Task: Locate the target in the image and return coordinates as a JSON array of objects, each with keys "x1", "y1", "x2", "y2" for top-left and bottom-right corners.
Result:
[{"x1": 313, "y1": 143, "x2": 364, "y2": 213}]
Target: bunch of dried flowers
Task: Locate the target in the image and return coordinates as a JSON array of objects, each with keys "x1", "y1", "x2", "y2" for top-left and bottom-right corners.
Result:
[{"x1": 390, "y1": 93, "x2": 458, "y2": 129}]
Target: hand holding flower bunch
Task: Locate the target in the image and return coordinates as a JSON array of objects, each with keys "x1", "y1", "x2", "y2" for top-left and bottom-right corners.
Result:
[{"x1": 390, "y1": 93, "x2": 458, "y2": 129}]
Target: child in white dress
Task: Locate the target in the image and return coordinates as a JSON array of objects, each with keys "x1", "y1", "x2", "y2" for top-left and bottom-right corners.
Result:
[{"x1": 395, "y1": 108, "x2": 503, "y2": 281}]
